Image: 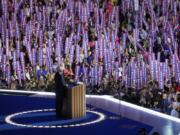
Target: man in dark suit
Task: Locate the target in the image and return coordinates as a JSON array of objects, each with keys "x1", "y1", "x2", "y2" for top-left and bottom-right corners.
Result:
[{"x1": 54, "y1": 66, "x2": 68, "y2": 118}]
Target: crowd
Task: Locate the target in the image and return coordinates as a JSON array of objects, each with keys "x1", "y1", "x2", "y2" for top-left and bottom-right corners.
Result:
[{"x1": 0, "y1": 0, "x2": 180, "y2": 118}]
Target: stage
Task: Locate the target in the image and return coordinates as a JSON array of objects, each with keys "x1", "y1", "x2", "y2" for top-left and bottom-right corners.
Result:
[{"x1": 0, "y1": 90, "x2": 179, "y2": 135}]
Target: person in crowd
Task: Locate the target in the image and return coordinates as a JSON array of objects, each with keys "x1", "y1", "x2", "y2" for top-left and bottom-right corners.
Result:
[
  {"x1": 38, "y1": 76, "x2": 45, "y2": 91},
  {"x1": 170, "y1": 94, "x2": 180, "y2": 118},
  {"x1": 152, "y1": 132, "x2": 160, "y2": 135},
  {"x1": 161, "y1": 91, "x2": 169, "y2": 114},
  {"x1": 138, "y1": 128, "x2": 148, "y2": 135}
]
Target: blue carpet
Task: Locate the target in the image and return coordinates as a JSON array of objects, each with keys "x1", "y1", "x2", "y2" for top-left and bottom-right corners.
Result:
[{"x1": 0, "y1": 94, "x2": 153, "y2": 135}]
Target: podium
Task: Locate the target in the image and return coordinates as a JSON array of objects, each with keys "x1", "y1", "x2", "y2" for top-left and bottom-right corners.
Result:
[{"x1": 62, "y1": 83, "x2": 86, "y2": 118}]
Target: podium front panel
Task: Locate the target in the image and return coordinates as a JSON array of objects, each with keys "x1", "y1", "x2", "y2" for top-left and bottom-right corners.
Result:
[{"x1": 62, "y1": 84, "x2": 86, "y2": 118}]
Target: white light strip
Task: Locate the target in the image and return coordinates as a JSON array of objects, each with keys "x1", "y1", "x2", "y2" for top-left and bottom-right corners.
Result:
[
  {"x1": 0, "y1": 89, "x2": 39, "y2": 94},
  {"x1": 1, "y1": 89, "x2": 180, "y2": 123},
  {"x1": 0, "y1": 89, "x2": 55, "y2": 96},
  {"x1": 99, "y1": 96, "x2": 180, "y2": 123},
  {"x1": 5, "y1": 109, "x2": 105, "y2": 128}
]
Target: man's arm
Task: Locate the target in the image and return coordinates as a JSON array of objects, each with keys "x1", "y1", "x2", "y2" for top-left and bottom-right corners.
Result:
[{"x1": 60, "y1": 74, "x2": 68, "y2": 88}]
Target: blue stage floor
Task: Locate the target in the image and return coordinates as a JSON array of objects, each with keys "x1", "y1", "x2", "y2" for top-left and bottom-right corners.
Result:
[{"x1": 0, "y1": 94, "x2": 153, "y2": 135}]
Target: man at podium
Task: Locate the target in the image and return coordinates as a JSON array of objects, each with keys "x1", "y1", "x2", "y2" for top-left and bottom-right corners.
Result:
[
  {"x1": 54, "y1": 65, "x2": 68, "y2": 118},
  {"x1": 54, "y1": 65, "x2": 86, "y2": 119}
]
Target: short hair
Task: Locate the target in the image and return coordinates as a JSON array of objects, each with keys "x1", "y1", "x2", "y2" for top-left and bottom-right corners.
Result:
[{"x1": 152, "y1": 132, "x2": 160, "y2": 135}]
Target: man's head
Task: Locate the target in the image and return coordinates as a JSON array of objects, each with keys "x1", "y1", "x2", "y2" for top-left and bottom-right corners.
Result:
[{"x1": 57, "y1": 65, "x2": 64, "y2": 73}]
